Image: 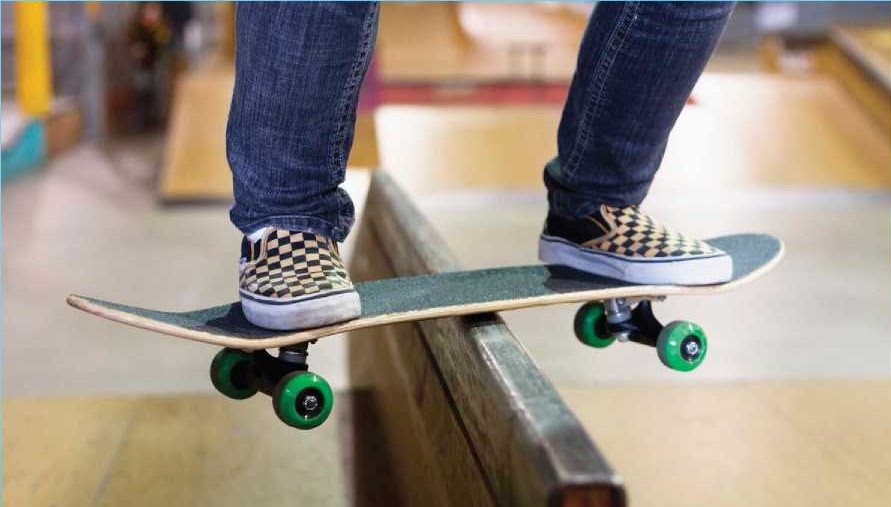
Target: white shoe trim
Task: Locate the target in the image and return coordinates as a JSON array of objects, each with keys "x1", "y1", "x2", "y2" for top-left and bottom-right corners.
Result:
[
  {"x1": 539, "y1": 235, "x2": 732, "y2": 286},
  {"x1": 240, "y1": 289, "x2": 361, "y2": 330}
]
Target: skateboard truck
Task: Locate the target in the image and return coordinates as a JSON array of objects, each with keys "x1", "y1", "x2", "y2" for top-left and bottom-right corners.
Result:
[
  {"x1": 210, "y1": 297, "x2": 708, "y2": 430},
  {"x1": 604, "y1": 298, "x2": 633, "y2": 342},
  {"x1": 209, "y1": 341, "x2": 334, "y2": 430},
  {"x1": 574, "y1": 297, "x2": 708, "y2": 372},
  {"x1": 278, "y1": 343, "x2": 310, "y2": 365}
]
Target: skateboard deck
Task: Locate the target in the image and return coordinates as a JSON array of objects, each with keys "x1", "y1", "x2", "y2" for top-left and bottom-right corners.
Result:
[{"x1": 67, "y1": 234, "x2": 783, "y2": 351}]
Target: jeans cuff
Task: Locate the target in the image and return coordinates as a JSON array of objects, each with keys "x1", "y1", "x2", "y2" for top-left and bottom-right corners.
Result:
[
  {"x1": 233, "y1": 214, "x2": 349, "y2": 242},
  {"x1": 548, "y1": 188, "x2": 646, "y2": 218}
]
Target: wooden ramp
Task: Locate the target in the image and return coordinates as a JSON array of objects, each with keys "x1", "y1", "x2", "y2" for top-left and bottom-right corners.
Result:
[
  {"x1": 346, "y1": 171, "x2": 625, "y2": 506},
  {"x1": 375, "y1": 74, "x2": 891, "y2": 196},
  {"x1": 378, "y1": 3, "x2": 586, "y2": 84},
  {"x1": 159, "y1": 67, "x2": 378, "y2": 203},
  {"x1": 159, "y1": 68, "x2": 234, "y2": 202},
  {"x1": 818, "y1": 25, "x2": 891, "y2": 134}
]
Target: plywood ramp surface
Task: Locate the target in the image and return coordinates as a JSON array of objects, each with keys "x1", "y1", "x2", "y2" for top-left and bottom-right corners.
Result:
[
  {"x1": 378, "y1": 3, "x2": 586, "y2": 83},
  {"x1": 832, "y1": 26, "x2": 891, "y2": 88},
  {"x1": 819, "y1": 26, "x2": 891, "y2": 135},
  {"x1": 561, "y1": 380, "x2": 891, "y2": 507},
  {"x1": 377, "y1": 74, "x2": 891, "y2": 195},
  {"x1": 3, "y1": 395, "x2": 349, "y2": 507},
  {"x1": 663, "y1": 73, "x2": 891, "y2": 189},
  {"x1": 6, "y1": 382, "x2": 886, "y2": 507},
  {"x1": 159, "y1": 68, "x2": 378, "y2": 202},
  {"x1": 159, "y1": 68, "x2": 234, "y2": 202}
]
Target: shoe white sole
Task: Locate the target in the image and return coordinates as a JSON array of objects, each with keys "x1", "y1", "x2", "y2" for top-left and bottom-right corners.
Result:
[
  {"x1": 240, "y1": 289, "x2": 361, "y2": 331},
  {"x1": 539, "y1": 235, "x2": 733, "y2": 286}
]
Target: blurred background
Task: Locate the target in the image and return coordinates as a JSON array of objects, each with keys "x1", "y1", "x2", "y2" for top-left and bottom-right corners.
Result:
[{"x1": 3, "y1": 2, "x2": 890, "y2": 506}]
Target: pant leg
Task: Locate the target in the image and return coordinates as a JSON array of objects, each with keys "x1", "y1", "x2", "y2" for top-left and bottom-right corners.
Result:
[
  {"x1": 227, "y1": 2, "x2": 379, "y2": 241},
  {"x1": 546, "y1": 2, "x2": 735, "y2": 217}
]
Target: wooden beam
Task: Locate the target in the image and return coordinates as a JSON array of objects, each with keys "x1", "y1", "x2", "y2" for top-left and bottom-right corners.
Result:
[{"x1": 347, "y1": 171, "x2": 625, "y2": 506}]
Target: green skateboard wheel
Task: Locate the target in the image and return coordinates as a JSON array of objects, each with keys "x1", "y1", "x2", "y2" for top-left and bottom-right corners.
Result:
[
  {"x1": 573, "y1": 302, "x2": 615, "y2": 348},
  {"x1": 272, "y1": 371, "x2": 333, "y2": 430},
  {"x1": 657, "y1": 321, "x2": 708, "y2": 372},
  {"x1": 210, "y1": 348, "x2": 259, "y2": 399}
]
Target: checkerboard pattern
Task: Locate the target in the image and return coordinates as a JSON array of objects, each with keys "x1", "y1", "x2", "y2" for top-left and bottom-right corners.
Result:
[
  {"x1": 585, "y1": 205, "x2": 721, "y2": 259},
  {"x1": 240, "y1": 229, "x2": 353, "y2": 299}
]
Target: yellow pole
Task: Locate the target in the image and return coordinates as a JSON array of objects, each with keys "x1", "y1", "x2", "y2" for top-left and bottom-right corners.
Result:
[
  {"x1": 14, "y1": 2, "x2": 52, "y2": 117},
  {"x1": 85, "y1": 1, "x2": 101, "y2": 22}
]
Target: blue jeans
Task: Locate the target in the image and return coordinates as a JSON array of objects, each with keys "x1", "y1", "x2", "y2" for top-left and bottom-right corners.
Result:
[{"x1": 227, "y1": 2, "x2": 735, "y2": 241}]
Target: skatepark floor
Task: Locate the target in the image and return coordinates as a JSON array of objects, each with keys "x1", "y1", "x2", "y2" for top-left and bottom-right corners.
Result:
[
  {"x1": 4, "y1": 394, "x2": 349, "y2": 506},
  {"x1": 4, "y1": 98, "x2": 891, "y2": 504}
]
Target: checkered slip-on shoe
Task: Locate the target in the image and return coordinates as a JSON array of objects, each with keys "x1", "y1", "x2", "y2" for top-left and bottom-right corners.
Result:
[
  {"x1": 239, "y1": 228, "x2": 361, "y2": 330},
  {"x1": 539, "y1": 205, "x2": 732, "y2": 285}
]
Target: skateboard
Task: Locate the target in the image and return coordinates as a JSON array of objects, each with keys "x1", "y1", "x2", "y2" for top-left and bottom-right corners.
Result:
[{"x1": 68, "y1": 233, "x2": 782, "y2": 430}]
